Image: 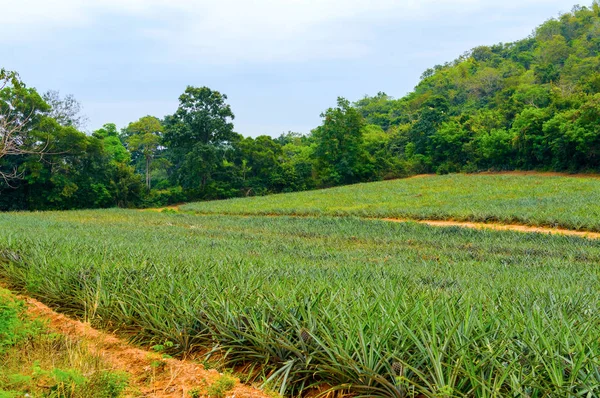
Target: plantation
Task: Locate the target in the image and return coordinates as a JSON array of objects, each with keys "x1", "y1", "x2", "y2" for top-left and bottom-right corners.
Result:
[
  {"x1": 181, "y1": 173, "x2": 600, "y2": 231},
  {"x1": 1, "y1": 209, "x2": 600, "y2": 396},
  {"x1": 4, "y1": 2, "x2": 600, "y2": 397}
]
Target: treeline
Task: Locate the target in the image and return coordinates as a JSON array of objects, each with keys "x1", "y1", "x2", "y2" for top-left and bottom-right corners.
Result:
[{"x1": 1, "y1": 3, "x2": 599, "y2": 210}]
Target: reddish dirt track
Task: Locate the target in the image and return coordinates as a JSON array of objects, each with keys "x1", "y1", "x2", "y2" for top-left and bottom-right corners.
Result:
[
  {"x1": 380, "y1": 218, "x2": 600, "y2": 240},
  {"x1": 21, "y1": 295, "x2": 269, "y2": 398}
]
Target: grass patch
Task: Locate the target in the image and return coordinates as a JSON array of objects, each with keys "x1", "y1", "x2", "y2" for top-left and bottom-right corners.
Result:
[{"x1": 206, "y1": 375, "x2": 236, "y2": 398}]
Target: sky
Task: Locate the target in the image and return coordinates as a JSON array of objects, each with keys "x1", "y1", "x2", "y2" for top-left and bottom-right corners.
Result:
[{"x1": 0, "y1": 0, "x2": 583, "y2": 136}]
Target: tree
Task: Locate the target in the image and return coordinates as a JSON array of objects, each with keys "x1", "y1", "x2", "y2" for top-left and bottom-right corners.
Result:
[
  {"x1": 312, "y1": 97, "x2": 367, "y2": 186},
  {"x1": 234, "y1": 135, "x2": 284, "y2": 194},
  {"x1": 163, "y1": 86, "x2": 235, "y2": 192},
  {"x1": 42, "y1": 90, "x2": 88, "y2": 130},
  {"x1": 0, "y1": 69, "x2": 49, "y2": 182},
  {"x1": 164, "y1": 86, "x2": 235, "y2": 148},
  {"x1": 13, "y1": 127, "x2": 143, "y2": 210},
  {"x1": 409, "y1": 95, "x2": 449, "y2": 157},
  {"x1": 125, "y1": 116, "x2": 163, "y2": 190},
  {"x1": 511, "y1": 107, "x2": 552, "y2": 167},
  {"x1": 93, "y1": 123, "x2": 130, "y2": 165}
]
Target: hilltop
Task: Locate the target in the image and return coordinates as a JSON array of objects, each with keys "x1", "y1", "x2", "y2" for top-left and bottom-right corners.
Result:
[{"x1": 355, "y1": 3, "x2": 600, "y2": 174}]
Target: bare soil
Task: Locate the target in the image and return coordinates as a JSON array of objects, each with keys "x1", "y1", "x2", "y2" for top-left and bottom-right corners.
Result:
[
  {"x1": 381, "y1": 218, "x2": 600, "y2": 239},
  {"x1": 21, "y1": 294, "x2": 270, "y2": 398}
]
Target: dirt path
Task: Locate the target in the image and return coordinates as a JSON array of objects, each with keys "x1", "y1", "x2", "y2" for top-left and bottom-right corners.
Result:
[
  {"x1": 406, "y1": 171, "x2": 600, "y2": 179},
  {"x1": 144, "y1": 172, "x2": 600, "y2": 240},
  {"x1": 144, "y1": 204, "x2": 181, "y2": 212},
  {"x1": 473, "y1": 170, "x2": 600, "y2": 178},
  {"x1": 21, "y1": 294, "x2": 269, "y2": 398},
  {"x1": 145, "y1": 206, "x2": 600, "y2": 240},
  {"x1": 380, "y1": 218, "x2": 600, "y2": 240}
]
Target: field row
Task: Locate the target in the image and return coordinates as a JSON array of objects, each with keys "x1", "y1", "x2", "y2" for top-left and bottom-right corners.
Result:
[
  {"x1": 1, "y1": 209, "x2": 600, "y2": 396},
  {"x1": 181, "y1": 174, "x2": 600, "y2": 231}
]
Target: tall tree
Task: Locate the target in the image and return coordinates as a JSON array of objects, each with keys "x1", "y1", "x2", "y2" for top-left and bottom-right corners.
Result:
[
  {"x1": 164, "y1": 86, "x2": 235, "y2": 192},
  {"x1": 0, "y1": 69, "x2": 49, "y2": 182},
  {"x1": 42, "y1": 90, "x2": 89, "y2": 130},
  {"x1": 312, "y1": 97, "x2": 367, "y2": 185},
  {"x1": 125, "y1": 116, "x2": 163, "y2": 190},
  {"x1": 93, "y1": 123, "x2": 131, "y2": 165}
]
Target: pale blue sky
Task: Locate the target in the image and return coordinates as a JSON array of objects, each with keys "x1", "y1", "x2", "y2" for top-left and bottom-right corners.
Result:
[{"x1": 1, "y1": 0, "x2": 582, "y2": 136}]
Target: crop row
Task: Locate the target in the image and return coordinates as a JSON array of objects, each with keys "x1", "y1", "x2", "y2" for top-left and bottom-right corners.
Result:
[
  {"x1": 1, "y1": 210, "x2": 599, "y2": 396},
  {"x1": 181, "y1": 174, "x2": 600, "y2": 231}
]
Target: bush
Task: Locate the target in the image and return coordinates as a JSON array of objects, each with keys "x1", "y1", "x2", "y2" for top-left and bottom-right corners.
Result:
[{"x1": 143, "y1": 187, "x2": 187, "y2": 207}]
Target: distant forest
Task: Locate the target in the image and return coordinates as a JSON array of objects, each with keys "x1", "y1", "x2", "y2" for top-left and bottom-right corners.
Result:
[{"x1": 1, "y1": 3, "x2": 599, "y2": 210}]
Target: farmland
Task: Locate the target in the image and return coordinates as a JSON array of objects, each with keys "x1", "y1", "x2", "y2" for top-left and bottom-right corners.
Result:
[
  {"x1": 4, "y1": 2, "x2": 600, "y2": 397},
  {"x1": 181, "y1": 173, "x2": 600, "y2": 231},
  {"x1": 1, "y1": 206, "x2": 600, "y2": 396}
]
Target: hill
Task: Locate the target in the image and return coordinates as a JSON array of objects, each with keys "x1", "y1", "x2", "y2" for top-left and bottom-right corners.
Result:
[{"x1": 355, "y1": 3, "x2": 600, "y2": 174}]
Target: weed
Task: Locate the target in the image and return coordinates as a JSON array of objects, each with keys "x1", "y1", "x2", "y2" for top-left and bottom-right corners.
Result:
[
  {"x1": 188, "y1": 388, "x2": 202, "y2": 398},
  {"x1": 0, "y1": 289, "x2": 129, "y2": 397},
  {"x1": 207, "y1": 375, "x2": 236, "y2": 398}
]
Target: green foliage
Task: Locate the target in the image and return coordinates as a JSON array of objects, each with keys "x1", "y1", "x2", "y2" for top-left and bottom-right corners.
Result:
[
  {"x1": 0, "y1": 288, "x2": 41, "y2": 354},
  {"x1": 0, "y1": 83, "x2": 143, "y2": 210},
  {"x1": 85, "y1": 371, "x2": 129, "y2": 398},
  {"x1": 93, "y1": 123, "x2": 131, "y2": 164},
  {"x1": 353, "y1": 4, "x2": 600, "y2": 175},
  {"x1": 125, "y1": 116, "x2": 163, "y2": 190},
  {"x1": 0, "y1": 68, "x2": 22, "y2": 89},
  {"x1": 312, "y1": 97, "x2": 371, "y2": 185},
  {"x1": 206, "y1": 375, "x2": 236, "y2": 398},
  {"x1": 188, "y1": 388, "x2": 202, "y2": 398},
  {"x1": 164, "y1": 86, "x2": 235, "y2": 148},
  {"x1": 143, "y1": 186, "x2": 187, "y2": 208},
  {"x1": 163, "y1": 86, "x2": 236, "y2": 194}
]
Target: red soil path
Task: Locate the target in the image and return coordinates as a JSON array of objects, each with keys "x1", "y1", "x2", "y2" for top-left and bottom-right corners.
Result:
[
  {"x1": 21, "y1": 294, "x2": 270, "y2": 398},
  {"x1": 381, "y1": 218, "x2": 600, "y2": 239}
]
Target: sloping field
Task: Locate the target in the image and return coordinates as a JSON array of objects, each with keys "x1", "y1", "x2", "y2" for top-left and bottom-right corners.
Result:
[
  {"x1": 1, "y1": 209, "x2": 600, "y2": 396},
  {"x1": 181, "y1": 173, "x2": 600, "y2": 231}
]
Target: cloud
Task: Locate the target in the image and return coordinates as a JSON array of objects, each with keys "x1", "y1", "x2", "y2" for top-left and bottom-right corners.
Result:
[{"x1": 0, "y1": 0, "x2": 573, "y2": 64}]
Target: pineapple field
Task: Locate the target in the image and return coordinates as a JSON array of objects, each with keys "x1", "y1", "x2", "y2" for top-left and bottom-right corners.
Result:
[
  {"x1": 181, "y1": 173, "x2": 600, "y2": 231},
  {"x1": 1, "y1": 175, "x2": 600, "y2": 397}
]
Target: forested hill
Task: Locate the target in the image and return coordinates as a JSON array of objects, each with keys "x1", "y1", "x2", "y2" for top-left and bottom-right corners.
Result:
[
  {"x1": 355, "y1": 3, "x2": 600, "y2": 174},
  {"x1": 1, "y1": 3, "x2": 599, "y2": 211}
]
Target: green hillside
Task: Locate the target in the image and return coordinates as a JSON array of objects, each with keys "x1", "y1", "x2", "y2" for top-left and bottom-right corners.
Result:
[
  {"x1": 181, "y1": 173, "x2": 600, "y2": 231},
  {"x1": 355, "y1": 3, "x2": 600, "y2": 174},
  {"x1": 357, "y1": 2, "x2": 600, "y2": 172}
]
